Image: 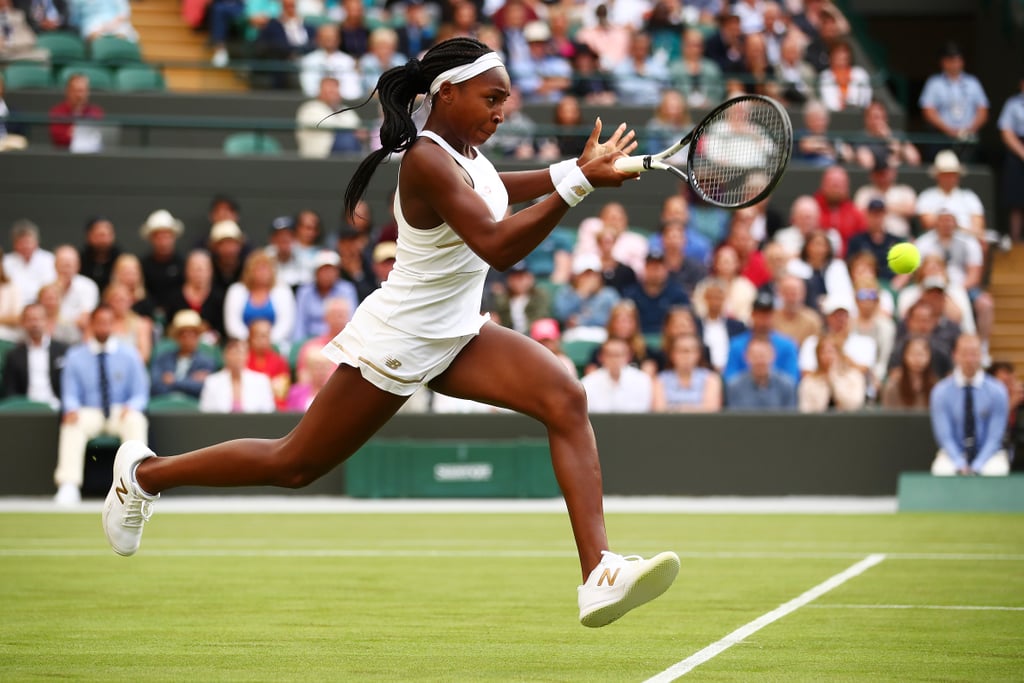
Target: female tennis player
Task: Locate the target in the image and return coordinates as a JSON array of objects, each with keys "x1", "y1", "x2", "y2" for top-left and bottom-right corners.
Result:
[{"x1": 103, "y1": 37, "x2": 679, "y2": 628}]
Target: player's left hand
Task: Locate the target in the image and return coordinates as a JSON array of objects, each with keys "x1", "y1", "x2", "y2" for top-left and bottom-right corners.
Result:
[{"x1": 579, "y1": 118, "x2": 637, "y2": 168}]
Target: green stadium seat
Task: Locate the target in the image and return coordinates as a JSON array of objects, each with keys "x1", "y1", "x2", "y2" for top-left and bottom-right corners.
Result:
[
  {"x1": 643, "y1": 332, "x2": 663, "y2": 352},
  {"x1": 57, "y1": 64, "x2": 114, "y2": 90},
  {"x1": 3, "y1": 62, "x2": 53, "y2": 90},
  {"x1": 562, "y1": 339, "x2": 600, "y2": 376},
  {"x1": 223, "y1": 132, "x2": 282, "y2": 156},
  {"x1": 114, "y1": 64, "x2": 165, "y2": 91},
  {"x1": 148, "y1": 392, "x2": 201, "y2": 413},
  {"x1": 150, "y1": 339, "x2": 223, "y2": 370},
  {"x1": 35, "y1": 32, "x2": 87, "y2": 62},
  {"x1": 0, "y1": 338, "x2": 15, "y2": 376},
  {"x1": 90, "y1": 36, "x2": 142, "y2": 65},
  {"x1": 0, "y1": 396, "x2": 57, "y2": 412}
]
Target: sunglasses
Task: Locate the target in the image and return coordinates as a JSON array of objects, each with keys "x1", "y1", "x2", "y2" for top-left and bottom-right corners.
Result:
[{"x1": 855, "y1": 289, "x2": 879, "y2": 301}]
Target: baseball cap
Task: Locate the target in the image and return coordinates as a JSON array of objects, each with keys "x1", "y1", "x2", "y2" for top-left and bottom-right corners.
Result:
[
  {"x1": 312, "y1": 250, "x2": 341, "y2": 270},
  {"x1": 867, "y1": 198, "x2": 886, "y2": 212},
  {"x1": 373, "y1": 241, "x2": 398, "y2": 263},
  {"x1": 572, "y1": 253, "x2": 602, "y2": 275},
  {"x1": 752, "y1": 290, "x2": 775, "y2": 311},
  {"x1": 523, "y1": 21, "x2": 551, "y2": 43},
  {"x1": 646, "y1": 247, "x2": 666, "y2": 262},
  {"x1": 270, "y1": 215, "x2": 295, "y2": 233},
  {"x1": 209, "y1": 220, "x2": 244, "y2": 243},
  {"x1": 922, "y1": 275, "x2": 947, "y2": 291},
  {"x1": 508, "y1": 260, "x2": 530, "y2": 274},
  {"x1": 530, "y1": 318, "x2": 561, "y2": 341},
  {"x1": 821, "y1": 296, "x2": 850, "y2": 315}
]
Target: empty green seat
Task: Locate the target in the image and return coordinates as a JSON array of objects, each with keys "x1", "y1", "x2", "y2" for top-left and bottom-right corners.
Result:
[
  {"x1": 57, "y1": 64, "x2": 114, "y2": 90},
  {"x1": 3, "y1": 62, "x2": 53, "y2": 90},
  {"x1": 36, "y1": 32, "x2": 87, "y2": 62},
  {"x1": 223, "y1": 132, "x2": 282, "y2": 156},
  {"x1": 114, "y1": 64, "x2": 165, "y2": 91},
  {"x1": 148, "y1": 392, "x2": 201, "y2": 413},
  {"x1": 90, "y1": 36, "x2": 142, "y2": 64}
]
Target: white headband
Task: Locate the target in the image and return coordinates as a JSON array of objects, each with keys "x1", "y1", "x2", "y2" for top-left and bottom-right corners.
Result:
[{"x1": 428, "y1": 52, "x2": 506, "y2": 97}]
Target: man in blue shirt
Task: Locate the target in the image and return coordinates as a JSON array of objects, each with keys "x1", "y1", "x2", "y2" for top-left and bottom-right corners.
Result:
[
  {"x1": 723, "y1": 290, "x2": 801, "y2": 383},
  {"x1": 726, "y1": 337, "x2": 797, "y2": 410},
  {"x1": 54, "y1": 305, "x2": 149, "y2": 505},
  {"x1": 292, "y1": 250, "x2": 359, "y2": 344},
  {"x1": 930, "y1": 334, "x2": 1010, "y2": 476},
  {"x1": 918, "y1": 42, "x2": 989, "y2": 161},
  {"x1": 622, "y1": 249, "x2": 691, "y2": 334}
]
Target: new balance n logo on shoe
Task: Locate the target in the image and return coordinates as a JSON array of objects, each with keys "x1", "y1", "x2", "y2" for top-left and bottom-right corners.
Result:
[
  {"x1": 115, "y1": 478, "x2": 128, "y2": 504},
  {"x1": 383, "y1": 356, "x2": 402, "y2": 370},
  {"x1": 598, "y1": 568, "x2": 620, "y2": 587}
]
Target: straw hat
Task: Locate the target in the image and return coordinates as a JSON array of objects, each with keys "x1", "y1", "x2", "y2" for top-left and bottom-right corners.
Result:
[
  {"x1": 929, "y1": 150, "x2": 965, "y2": 177},
  {"x1": 168, "y1": 309, "x2": 204, "y2": 338},
  {"x1": 140, "y1": 209, "x2": 185, "y2": 239}
]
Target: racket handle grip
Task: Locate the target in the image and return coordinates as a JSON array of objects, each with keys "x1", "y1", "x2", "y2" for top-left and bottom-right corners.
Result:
[{"x1": 614, "y1": 155, "x2": 650, "y2": 174}]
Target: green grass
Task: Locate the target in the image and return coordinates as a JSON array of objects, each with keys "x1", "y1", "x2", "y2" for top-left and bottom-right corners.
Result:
[{"x1": 0, "y1": 512, "x2": 1022, "y2": 681}]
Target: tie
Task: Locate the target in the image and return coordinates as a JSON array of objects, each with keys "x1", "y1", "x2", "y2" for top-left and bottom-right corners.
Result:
[
  {"x1": 963, "y1": 384, "x2": 977, "y2": 465},
  {"x1": 98, "y1": 351, "x2": 111, "y2": 418}
]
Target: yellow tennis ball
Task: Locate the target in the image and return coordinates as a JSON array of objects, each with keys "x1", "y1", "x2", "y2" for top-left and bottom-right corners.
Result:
[{"x1": 887, "y1": 242, "x2": 921, "y2": 275}]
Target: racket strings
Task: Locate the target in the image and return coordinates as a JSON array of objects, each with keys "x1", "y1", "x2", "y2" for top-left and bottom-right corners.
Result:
[{"x1": 690, "y1": 99, "x2": 791, "y2": 207}]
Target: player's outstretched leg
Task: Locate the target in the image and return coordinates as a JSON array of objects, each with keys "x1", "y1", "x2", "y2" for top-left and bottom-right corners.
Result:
[{"x1": 429, "y1": 322, "x2": 679, "y2": 626}]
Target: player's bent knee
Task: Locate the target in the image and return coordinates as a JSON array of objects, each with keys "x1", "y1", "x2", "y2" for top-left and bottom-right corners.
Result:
[
  {"x1": 269, "y1": 441, "x2": 330, "y2": 489},
  {"x1": 539, "y1": 377, "x2": 589, "y2": 426}
]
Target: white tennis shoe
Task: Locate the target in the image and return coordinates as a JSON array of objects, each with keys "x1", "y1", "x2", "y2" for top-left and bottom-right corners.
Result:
[
  {"x1": 578, "y1": 550, "x2": 680, "y2": 627},
  {"x1": 103, "y1": 441, "x2": 159, "y2": 557}
]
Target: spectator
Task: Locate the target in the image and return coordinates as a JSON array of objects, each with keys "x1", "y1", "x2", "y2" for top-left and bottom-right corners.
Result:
[
  {"x1": 52, "y1": 244, "x2": 99, "y2": 337},
  {"x1": 574, "y1": 4, "x2": 630, "y2": 72},
  {"x1": 929, "y1": 334, "x2": 1009, "y2": 476},
  {"x1": 644, "y1": 90, "x2": 692, "y2": 163},
  {"x1": 773, "y1": 195, "x2": 842, "y2": 261},
  {"x1": 264, "y1": 216, "x2": 307, "y2": 290},
  {"x1": 800, "y1": 2, "x2": 848, "y2": 73},
  {"x1": 296, "y1": 77, "x2": 364, "y2": 158},
  {"x1": 692, "y1": 278, "x2": 746, "y2": 372},
  {"x1": 336, "y1": 227, "x2": 376, "y2": 302},
  {"x1": 0, "y1": 303, "x2": 67, "y2": 409},
  {"x1": 199, "y1": 338, "x2": 275, "y2": 413},
  {"x1": 164, "y1": 250, "x2": 226, "y2": 344},
  {"x1": 644, "y1": 0, "x2": 683, "y2": 61},
  {"x1": 847, "y1": 251, "x2": 894, "y2": 316},
  {"x1": 775, "y1": 31, "x2": 816, "y2": 106},
  {"x1": 668, "y1": 28, "x2": 724, "y2": 109},
  {"x1": 738, "y1": 31, "x2": 778, "y2": 98},
  {"x1": 298, "y1": 24, "x2": 362, "y2": 99},
  {"x1": 5, "y1": 220, "x2": 54, "y2": 307},
  {"x1": 851, "y1": 276, "x2": 895, "y2": 391},
  {"x1": 293, "y1": 208, "x2": 323, "y2": 270},
  {"x1": 623, "y1": 249, "x2": 691, "y2": 335},
  {"x1": 75, "y1": 0, "x2": 137, "y2": 42},
  {"x1": 846, "y1": 199, "x2": 901, "y2": 281},
  {"x1": 567, "y1": 43, "x2": 617, "y2": 106},
  {"x1": 77, "y1": 217, "x2": 120, "y2": 292},
  {"x1": 0, "y1": 73, "x2": 28, "y2": 152},
  {"x1": 817, "y1": 41, "x2": 871, "y2": 112},
  {"x1": 294, "y1": 295, "x2": 349, "y2": 382},
  {"x1": 854, "y1": 101, "x2": 922, "y2": 170},
  {"x1": 481, "y1": 86, "x2": 539, "y2": 160},
  {"x1": 798, "y1": 296, "x2": 877, "y2": 380},
  {"x1": 612, "y1": 32, "x2": 670, "y2": 107},
  {"x1": 771, "y1": 274, "x2": 821, "y2": 348},
  {"x1": 787, "y1": 230, "x2": 855, "y2": 313},
  {"x1": 919, "y1": 42, "x2": 989, "y2": 161},
  {"x1": 851, "y1": 159, "x2": 918, "y2": 239},
  {"x1": 654, "y1": 305, "x2": 710, "y2": 369},
  {"x1": 292, "y1": 250, "x2": 358, "y2": 344},
  {"x1": 989, "y1": 361, "x2": 1024, "y2": 464},
  {"x1": 658, "y1": 220, "x2": 706, "y2": 297},
  {"x1": 138, "y1": 210, "x2": 185, "y2": 320},
  {"x1": 103, "y1": 281, "x2": 152, "y2": 364},
  {"x1": 257, "y1": 0, "x2": 314, "y2": 87},
  {"x1": 55, "y1": 305, "x2": 148, "y2": 505},
  {"x1": 509, "y1": 21, "x2": 571, "y2": 104},
  {"x1": 149, "y1": 309, "x2": 217, "y2": 399},
  {"x1": 284, "y1": 345, "x2": 334, "y2": 411},
  {"x1": 109, "y1": 253, "x2": 157, "y2": 320},
  {"x1": 723, "y1": 290, "x2": 799, "y2": 384},
  {"x1": 337, "y1": 0, "x2": 368, "y2": 57},
  {"x1": 224, "y1": 250, "x2": 296, "y2": 348},
  {"x1": 814, "y1": 165, "x2": 866, "y2": 256},
  {"x1": 692, "y1": 245, "x2": 757, "y2": 325},
  {"x1": 725, "y1": 212, "x2": 772, "y2": 288},
  {"x1": 0, "y1": 247, "x2": 22, "y2": 342},
  {"x1": 553, "y1": 254, "x2": 620, "y2": 343},
  {"x1": 998, "y1": 76, "x2": 1024, "y2": 243},
  {"x1": 574, "y1": 201, "x2": 648, "y2": 277},
  {"x1": 798, "y1": 334, "x2": 865, "y2": 412},
  {"x1": 37, "y1": 282, "x2": 79, "y2": 344},
  {"x1": 491, "y1": 260, "x2": 551, "y2": 335},
  {"x1": 897, "y1": 265, "x2": 973, "y2": 335},
  {"x1": 358, "y1": 27, "x2": 407, "y2": 96},
  {"x1": 370, "y1": 240, "x2": 396, "y2": 287},
  {"x1": 14, "y1": 0, "x2": 68, "y2": 33},
  {"x1": 585, "y1": 299, "x2": 658, "y2": 376},
  {"x1": 593, "y1": 227, "x2": 637, "y2": 295},
  {"x1": 394, "y1": 0, "x2": 435, "y2": 59},
  {"x1": 890, "y1": 299, "x2": 957, "y2": 379},
  {"x1": 0, "y1": 0, "x2": 48, "y2": 60},
  {"x1": 658, "y1": 193, "x2": 714, "y2": 266},
  {"x1": 540, "y1": 94, "x2": 588, "y2": 158},
  {"x1": 581, "y1": 337, "x2": 653, "y2": 413},
  {"x1": 725, "y1": 336, "x2": 797, "y2": 410},
  {"x1": 246, "y1": 318, "x2": 290, "y2": 408},
  {"x1": 795, "y1": 100, "x2": 854, "y2": 168},
  {"x1": 652, "y1": 333, "x2": 722, "y2": 413},
  {"x1": 881, "y1": 336, "x2": 936, "y2": 409},
  {"x1": 208, "y1": 220, "x2": 247, "y2": 296},
  {"x1": 915, "y1": 150, "x2": 986, "y2": 242},
  {"x1": 704, "y1": 9, "x2": 745, "y2": 76},
  {"x1": 529, "y1": 317, "x2": 576, "y2": 378},
  {"x1": 48, "y1": 74, "x2": 104, "y2": 151}
]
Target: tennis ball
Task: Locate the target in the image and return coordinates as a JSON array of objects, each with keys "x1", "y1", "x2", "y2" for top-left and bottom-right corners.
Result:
[{"x1": 887, "y1": 243, "x2": 921, "y2": 275}]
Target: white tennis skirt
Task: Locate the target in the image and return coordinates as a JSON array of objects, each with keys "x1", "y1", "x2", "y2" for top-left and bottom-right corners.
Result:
[{"x1": 321, "y1": 307, "x2": 488, "y2": 396}]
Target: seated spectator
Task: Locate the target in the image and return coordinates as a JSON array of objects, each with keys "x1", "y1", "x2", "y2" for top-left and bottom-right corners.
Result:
[
  {"x1": 574, "y1": 3, "x2": 630, "y2": 72},
  {"x1": 800, "y1": 2, "x2": 849, "y2": 73},
  {"x1": 798, "y1": 334, "x2": 866, "y2": 412},
  {"x1": 854, "y1": 101, "x2": 921, "y2": 170},
  {"x1": 246, "y1": 318, "x2": 290, "y2": 408},
  {"x1": 36, "y1": 282, "x2": 79, "y2": 344},
  {"x1": 48, "y1": 74, "x2": 104, "y2": 152},
  {"x1": 574, "y1": 201, "x2": 648, "y2": 277},
  {"x1": 296, "y1": 77, "x2": 364, "y2": 158},
  {"x1": 652, "y1": 333, "x2": 722, "y2": 413},
  {"x1": 775, "y1": 31, "x2": 816, "y2": 106},
  {"x1": 149, "y1": 310, "x2": 217, "y2": 399},
  {"x1": 692, "y1": 245, "x2": 757, "y2": 325},
  {"x1": 814, "y1": 165, "x2": 866, "y2": 256},
  {"x1": 851, "y1": 159, "x2": 918, "y2": 239},
  {"x1": 653, "y1": 305, "x2": 711, "y2": 369},
  {"x1": 657, "y1": 220, "x2": 707, "y2": 298},
  {"x1": 929, "y1": 334, "x2": 1009, "y2": 476},
  {"x1": 139, "y1": 210, "x2": 185, "y2": 321},
  {"x1": 567, "y1": 44, "x2": 617, "y2": 106},
  {"x1": 199, "y1": 338, "x2": 276, "y2": 413},
  {"x1": 292, "y1": 250, "x2": 358, "y2": 344},
  {"x1": 337, "y1": 0, "x2": 368, "y2": 57},
  {"x1": 370, "y1": 240, "x2": 396, "y2": 287},
  {"x1": 584, "y1": 299, "x2": 658, "y2": 376},
  {"x1": 553, "y1": 255, "x2": 620, "y2": 343},
  {"x1": 881, "y1": 336, "x2": 936, "y2": 409},
  {"x1": 299, "y1": 24, "x2": 362, "y2": 99},
  {"x1": 787, "y1": 230, "x2": 854, "y2": 313},
  {"x1": 773, "y1": 195, "x2": 842, "y2": 262},
  {"x1": 725, "y1": 337, "x2": 798, "y2": 410},
  {"x1": 580, "y1": 337, "x2": 653, "y2": 413},
  {"x1": 622, "y1": 249, "x2": 690, "y2": 335},
  {"x1": 0, "y1": 0, "x2": 47, "y2": 61},
  {"x1": 989, "y1": 361, "x2": 1024, "y2": 464},
  {"x1": 529, "y1": 317, "x2": 576, "y2": 378},
  {"x1": 103, "y1": 282, "x2": 153, "y2": 364},
  {"x1": 14, "y1": 0, "x2": 69, "y2": 33},
  {"x1": 492, "y1": 260, "x2": 551, "y2": 335},
  {"x1": 295, "y1": 295, "x2": 349, "y2": 382},
  {"x1": 724, "y1": 290, "x2": 800, "y2": 383},
  {"x1": 0, "y1": 73, "x2": 29, "y2": 152},
  {"x1": 846, "y1": 199, "x2": 901, "y2": 281},
  {"x1": 482, "y1": 86, "x2": 539, "y2": 160},
  {"x1": 284, "y1": 346, "x2": 333, "y2": 411},
  {"x1": 799, "y1": 295, "x2": 877, "y2": 378},
  {"x1": 915, "y1": 150, "x2": 986, "y2": 240},
  {"x1": 846, "y1": 252, "x2": 894, "y2": 316},
  {"x1": 208, "y1": 219, "x2": 248, "y2": 296},
  {"x1": 654, "y1": 194, "x2": 713, "y2": 266},
  {"x1": 509, "y1": 21, "x2": 571, "y2": 104},
  {"x1": 263, "y1": 216, "x2": 307, "y2": 290},
  {"x1": 669, "y1": 28, "x2": 724, "y2": 109},
  {"x1": 644, "y1": 0, "x2": 683, "y2": 61},
  {"x1": 358, "y1": 27, "x2": 407, "y2": 96},
  {"x1": 851, "y1": 277, "x2": 894, "y2": 388},
  {"x1": 644, "y1": 91, "x2": 692, "y2": 164},
  {"x1": 817, "y1": 41, "x2": 871, "y2": 111},
  {"x1": 725, "y1": 213, "x2": 772, "y2": 288},
  {"x1": 593, "y1": 227, "x2": 638, "y2": 295},
  {"x1": 771, "y1": 275, "x2": 821, "y2": 348},
  {"x1": 795, "y1": 100, "x2": 854, "y2": 167},
  {"x1": 890, "y1": 299, "x2": 958, "y2": 379},
  {"x1": 336, "y1": 227, "x2": 376, "y2": 302},
  {"x1": 52, "y1": 244, "x2": 99, "y2": 338},
  {"x1": 704, "y1": 9, "x2": 745, "y2": 76},
  {"x1": 897, "y1": 266, "x2": 974, "y2": 336},
  {"x1": 0, "y1": 303, "x2": 67, "y2": 409},
  {"x1": 109, "y1": 253, "x2": 157, "y2": 320},
  {"x1": 257, "y1": 0, "x2": 314, "y2": 86},
  {"x1": 78, "y1": 217, "x2": 121, "y2": 293},
  {"x1": 164, "y1": 250, "x2": 226, "y2": 344},
  {"x1": 0, "y1": 247, "x2": 23, "y2": 342},
  {"x1": 76, "y1": 0, "x2": 137, "y2": 42},
  {"x1": 612, "y1": 32, "x2": 670, "y2": 107},
  {"x1": 54, "y1": 305, "x2": 148, "y2": 505},
  {"x1": 691, "y1": 279, "x2": 746, "y2": 372},
  {"x1": 739, "y1": 31, "x2": 778, "y2": 98},
  {"x1": 538, "y1": 94, "x2": 588, "y2": 159},
  {"x1": 224, "y1": 250, "x2": 296, "y2": 348}
]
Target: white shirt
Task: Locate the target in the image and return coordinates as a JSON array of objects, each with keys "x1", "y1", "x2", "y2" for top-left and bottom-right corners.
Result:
[
  {"x1": 701, "y1": 317, "x2": 730, "y2": 371},
  {"x1": 915, "y1": 230, "x2": 983, "y2": 287},
  {"x1": 3, "y1": 249, "x2": 55, "y2": 306},
  {"x1": 799, "y1": 332, "x2": 878, "y2": 374},
  {"x1": 299, "y1": 49, "x2": 363, "y2": 99},
  {"x1": 915, "y1": 186, "x2": 985, "y2": 231},
  {"x1": 26, "y1": 337, "x2": 59, "y2": 409},
  {"x1": 773, "y1": 226, "x2": 842, "y2": 259},
  {"x1": 199, "y1": 369, "x2": 276, "y2": 413},
  {"x1": 58, "y1": 274, "x2": 100, "y2": 327},
  {"x1": 581, "y1": 366, "x2": 653, "y2": 413}
]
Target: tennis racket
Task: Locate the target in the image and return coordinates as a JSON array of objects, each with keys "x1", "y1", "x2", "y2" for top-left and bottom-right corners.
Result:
[{"x1": 614, "y1": 94, "x2": 793, "y2": 209}]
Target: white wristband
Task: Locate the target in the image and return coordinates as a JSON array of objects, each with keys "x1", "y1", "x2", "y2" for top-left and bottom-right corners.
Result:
[
  {"x1": 549, "y1": 158, "x2": 579, "y2": 187},
  {"x1": 555, "y1": 165, "x2": 594, "y2": 207}
]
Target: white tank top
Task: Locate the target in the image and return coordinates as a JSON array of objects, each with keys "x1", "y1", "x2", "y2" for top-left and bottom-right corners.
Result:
[{"x1": 357, "y1": 130, "x2": 509, "y2": 338}]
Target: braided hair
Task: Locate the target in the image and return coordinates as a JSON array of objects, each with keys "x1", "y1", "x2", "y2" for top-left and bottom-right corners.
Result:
[{"x1": 343, "y1": 37, "x2": 493, "y2": 220}]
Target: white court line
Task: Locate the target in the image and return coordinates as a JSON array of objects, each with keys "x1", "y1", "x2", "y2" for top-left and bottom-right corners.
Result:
[
  {"x1": 644, "y1": 554, "x2": 887, "y2": 683},
  {"x1": 811, "y1": 604, "x2": 1024, "y2": 612}
]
